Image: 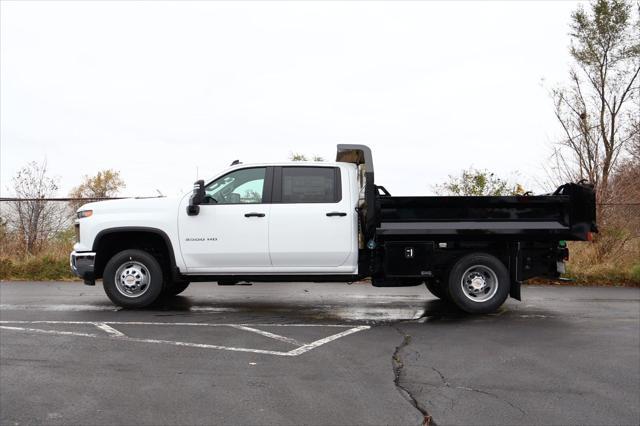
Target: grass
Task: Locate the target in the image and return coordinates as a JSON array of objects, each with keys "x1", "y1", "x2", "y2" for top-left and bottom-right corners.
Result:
[
  {"x1": 0, "y1": 256, "x2": 76, "y2": 281},
  {"x1": 0, "y1": 235, "x2": 78, "y2": 281},
  {"x1": 555, "y1": 239, "x2": 640, "y2": 286}
]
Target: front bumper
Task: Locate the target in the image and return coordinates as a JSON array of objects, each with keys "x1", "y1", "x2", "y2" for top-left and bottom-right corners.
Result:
[{"x1": 70, "y1": 251, "x2": 96, "y2": 285}]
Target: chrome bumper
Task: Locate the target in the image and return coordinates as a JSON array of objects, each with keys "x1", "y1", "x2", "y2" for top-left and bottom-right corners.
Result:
[{"x1": 70, "y1": 251, "x2": 96, "y2": 284}]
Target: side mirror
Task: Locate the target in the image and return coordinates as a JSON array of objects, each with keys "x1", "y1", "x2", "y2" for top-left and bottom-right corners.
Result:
[{"x1": 187, "y1": 180, "x2": 205, "y2": 216}]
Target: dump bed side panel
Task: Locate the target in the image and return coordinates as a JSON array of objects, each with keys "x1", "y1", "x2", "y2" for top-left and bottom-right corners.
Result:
[{"x1": 376, "y1": 183, "x2": 596, "y2": 242}]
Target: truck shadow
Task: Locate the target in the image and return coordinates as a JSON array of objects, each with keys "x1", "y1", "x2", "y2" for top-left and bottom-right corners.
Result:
[{"x1": 147, "y1": 294, "x2": 472, "y2": 323}]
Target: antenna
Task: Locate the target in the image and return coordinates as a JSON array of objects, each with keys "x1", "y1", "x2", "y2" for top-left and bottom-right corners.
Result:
[{"x1": 230, "y1": 160, "x2": 241, "y2": 166}]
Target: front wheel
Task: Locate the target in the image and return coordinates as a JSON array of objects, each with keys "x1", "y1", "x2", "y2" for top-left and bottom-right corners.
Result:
[
  {"x1": 103, "y1": 249, "x2": 164, "y2": 308},
  {"x1": 447, "y1": 253, "x2": 509, "y2": 314}
]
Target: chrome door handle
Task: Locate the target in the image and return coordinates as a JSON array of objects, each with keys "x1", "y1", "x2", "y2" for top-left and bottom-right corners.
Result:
[
  {"x1": 244, "y1": 212, "x2": 266, "y2": 217},
  {"x1": 326, "y1": 212, "x2": 347, "y2": 217}
]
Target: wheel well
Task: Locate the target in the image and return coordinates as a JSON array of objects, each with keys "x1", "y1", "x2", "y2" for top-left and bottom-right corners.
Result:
[{"x1": 93, "y1": 230, "x2": 175, "y2": 279}]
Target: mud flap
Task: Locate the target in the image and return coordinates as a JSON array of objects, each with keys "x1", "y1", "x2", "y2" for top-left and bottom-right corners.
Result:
[
  {"x1": 509, "y1": 242, "x2": 522, "y2": 301},
  {"x1": 510, "y1": 280, "x2": 522, "y2": 301}
]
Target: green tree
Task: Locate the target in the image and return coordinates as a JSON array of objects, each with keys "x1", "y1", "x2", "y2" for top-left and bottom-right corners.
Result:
[
  {"x1": 434, "y1": 168, "x2": 525, "y2": 196},
  {"x1": 289, "y1": 153, "x2": 325, "y2": 162},
  {"x1": 551, "y1": 0, "x2": 639, "y2": 202},
  {"x1": 69, "y1": 170, "x2": 126, "y2": 211}
]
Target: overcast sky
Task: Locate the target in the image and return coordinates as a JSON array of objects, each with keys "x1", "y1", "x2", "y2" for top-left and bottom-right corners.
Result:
[{"x1": 1, "y1": 0, "x2": 583, "y2": 198}]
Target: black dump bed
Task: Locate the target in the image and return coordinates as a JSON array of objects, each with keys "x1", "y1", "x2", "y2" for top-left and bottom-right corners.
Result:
[
  {"x1": 336, "y1": 144, "x2": 597, "y2": 243},
  {"x1": 376, "y1": 182, "x2": 597, "y2": 241}
]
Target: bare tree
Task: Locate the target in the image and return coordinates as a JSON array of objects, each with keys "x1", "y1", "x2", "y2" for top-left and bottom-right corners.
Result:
[
  {"x1": 5, "y1": 161, "x2": 70, "y2": 254},
  {"x1": 551, "y1": 0, "x2": 640, "y2": 203}
]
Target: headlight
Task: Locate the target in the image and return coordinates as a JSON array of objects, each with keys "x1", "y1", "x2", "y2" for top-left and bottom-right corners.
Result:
[{"x1": 77, "y1": 210, "x2": 93, "y2": 219}]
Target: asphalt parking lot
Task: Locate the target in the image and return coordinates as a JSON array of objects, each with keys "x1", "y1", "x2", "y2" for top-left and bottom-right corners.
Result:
[{"x1": 1, "y1": 282, "x2": 638, "y2": 426}]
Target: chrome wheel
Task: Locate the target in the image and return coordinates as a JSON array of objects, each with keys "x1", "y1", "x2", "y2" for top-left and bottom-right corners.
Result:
[
  {"x1": 460, "y1": 265, "x2": 499, "y2": 303},
  {"x1": 114, "y1": 261, "x2": 151, "y2": 298}
]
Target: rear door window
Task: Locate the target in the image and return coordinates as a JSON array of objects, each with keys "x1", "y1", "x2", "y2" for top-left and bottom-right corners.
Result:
[{"x1": 280, "y1": 167, "x2": 341, "y2": 203}]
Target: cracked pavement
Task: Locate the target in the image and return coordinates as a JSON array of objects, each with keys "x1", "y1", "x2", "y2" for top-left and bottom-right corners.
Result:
[
  {"x1": 1, "y1": 281, "x2": 639, "y2": 425},
  {"x1": 392, "y1": 286, "x2": 640, "y2": 425}
]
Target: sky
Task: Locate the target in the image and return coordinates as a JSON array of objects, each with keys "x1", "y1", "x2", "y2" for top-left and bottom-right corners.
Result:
[{"x1": 1, "y1": 0, "x2": 584, "y2": 198}]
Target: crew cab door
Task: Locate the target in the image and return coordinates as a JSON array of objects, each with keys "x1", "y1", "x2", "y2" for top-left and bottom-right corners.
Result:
[
  {"x1": 268, "y1": 165, "x2": 356, "y2": 270},
  {"x1": 178, "y1": 167, "x2": 273, "y2": 272}
]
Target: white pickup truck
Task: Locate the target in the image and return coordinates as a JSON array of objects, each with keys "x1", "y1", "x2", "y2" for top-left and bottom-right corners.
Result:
[{"x1": 71, "y1": 145, "x2": 597, "y2": 313}]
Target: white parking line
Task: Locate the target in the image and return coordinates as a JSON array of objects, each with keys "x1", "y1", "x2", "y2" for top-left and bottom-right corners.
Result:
[
  {"x1": 0, "y1": 325, "x2": 98, "y2": 338},
  {"x1": 228, "y1": 325, "x2": 304, "y2": 346},
  {"x1": 93, "y1": 322, "x2": 125, "y2": 337},
  {"x1": 0, "y1": 320, "x2": 354, "y2": 327},
  {"x1": 0, "y1": 320, "x2": 370, "y2": 357},
  {"x1": 287, "y1": 326, "x2": 370, "y2": 356},
  {"x1": 0, "y1": 304, "x2": 241, "y2": 313},
  {"x1": 0, "y1": 304, "x2": 120, "y2": 312}
]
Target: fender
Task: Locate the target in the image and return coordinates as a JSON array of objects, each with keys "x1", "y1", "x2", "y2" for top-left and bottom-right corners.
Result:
[{"x1": 92, "y1": 226, "x2": 181, "y2": 280}]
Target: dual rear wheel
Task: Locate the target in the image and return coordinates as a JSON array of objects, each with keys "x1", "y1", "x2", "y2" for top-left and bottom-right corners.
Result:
[{"x1": 426, "y1": 253, "x2": 510, "y2": 314}]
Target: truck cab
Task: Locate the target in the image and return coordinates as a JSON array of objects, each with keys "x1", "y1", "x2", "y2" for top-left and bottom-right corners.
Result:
[{"x1": 177, "y1": 162, "x2": 359, "y2": 275}]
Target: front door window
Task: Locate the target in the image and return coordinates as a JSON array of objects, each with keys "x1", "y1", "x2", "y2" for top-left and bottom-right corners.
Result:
[{"x1": 205, "y1": 168, "x2": 266, "y2": 204}]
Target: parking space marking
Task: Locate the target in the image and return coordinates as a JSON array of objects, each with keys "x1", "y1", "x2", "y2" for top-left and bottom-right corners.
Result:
[
  {"x1": 93, "y1": 322, "x2": 125, "y2": 337},
  {"x1": 0, "y1": 305, "x2": 241, "y2": 313},
  {"x1": 287, "y1": 326, "x2": 372, "y2": 356},
  {"x1": 0, "y1": 325, "x2": 99, "y2": 338},
  {"x1": 0, "y1": 321, "x2": 370, "y2": 357},
  {"x1": 228, "y1": 324, "x2": 304, "y2": 346}
]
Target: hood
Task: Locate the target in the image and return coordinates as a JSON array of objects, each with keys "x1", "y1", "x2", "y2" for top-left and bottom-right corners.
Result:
[{"x1": 77, "y1": 196, "x2": 181, "y2": 215}]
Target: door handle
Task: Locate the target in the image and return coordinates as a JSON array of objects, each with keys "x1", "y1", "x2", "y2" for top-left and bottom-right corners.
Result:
[
  {"x1": 326, "y1": 212, "x2": 347, "y2": 217},
  {"x1": 244, "y1": 212, "x2": 266, "y2": 218}
]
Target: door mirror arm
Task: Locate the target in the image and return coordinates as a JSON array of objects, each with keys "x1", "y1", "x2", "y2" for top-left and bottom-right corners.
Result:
[{"x1": 187, "y1": 180, "x2": 205, "y2": 216}]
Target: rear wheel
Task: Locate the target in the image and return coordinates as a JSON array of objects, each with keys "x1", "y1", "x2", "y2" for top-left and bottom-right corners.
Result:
[
  {"x1": 103, "y1": 249, "x2": 164, "y2": 308},
  {"x1": 447, "y1": 253, "x2": 509, "y2": 314}
]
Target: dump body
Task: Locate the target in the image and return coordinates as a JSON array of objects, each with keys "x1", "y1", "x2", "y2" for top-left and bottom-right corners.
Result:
[{"x1": 377, "y1": 183, "x2": 597, "y2": 242}]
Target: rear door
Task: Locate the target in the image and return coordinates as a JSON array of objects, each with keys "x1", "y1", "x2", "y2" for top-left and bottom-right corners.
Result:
[{"x1": 268, "y1": 165, "x2": 355, "y2": 269}]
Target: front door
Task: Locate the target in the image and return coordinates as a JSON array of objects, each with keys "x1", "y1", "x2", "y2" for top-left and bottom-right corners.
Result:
[{"x1": 178, "y1": 167, "x2": 272, "y2": 273}]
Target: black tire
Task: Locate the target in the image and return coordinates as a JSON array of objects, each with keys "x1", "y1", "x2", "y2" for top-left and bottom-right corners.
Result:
[
  {"x1": 447, "y1": 253, "x2": 510, "y2": 314},
  {"x1": 103, "y1": 249, "x2": 164, "y2": 308},
  {"x1": 425, "y1": 280, "x2": 450, "y2": 301},
  {"x1": 165, "y1": 281, "x2": 190, "y2": 296}
]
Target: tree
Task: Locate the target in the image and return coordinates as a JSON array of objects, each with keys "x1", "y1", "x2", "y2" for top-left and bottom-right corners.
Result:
[
  {"x1": 5, "y1": 161, "x2": 69, "y2": 254},
  {"x1": 434, "y1": 168, "x2": 525, "y2": 196},
  {"x1": 289, "y1": 153, "x2": 325, "y2": 162},
  {"x1": 69, "y1": 169, "x2": 125, "y2": 211},
  {"x1": 551, "y1": 0, "x2": 639, "y2": 202}
]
